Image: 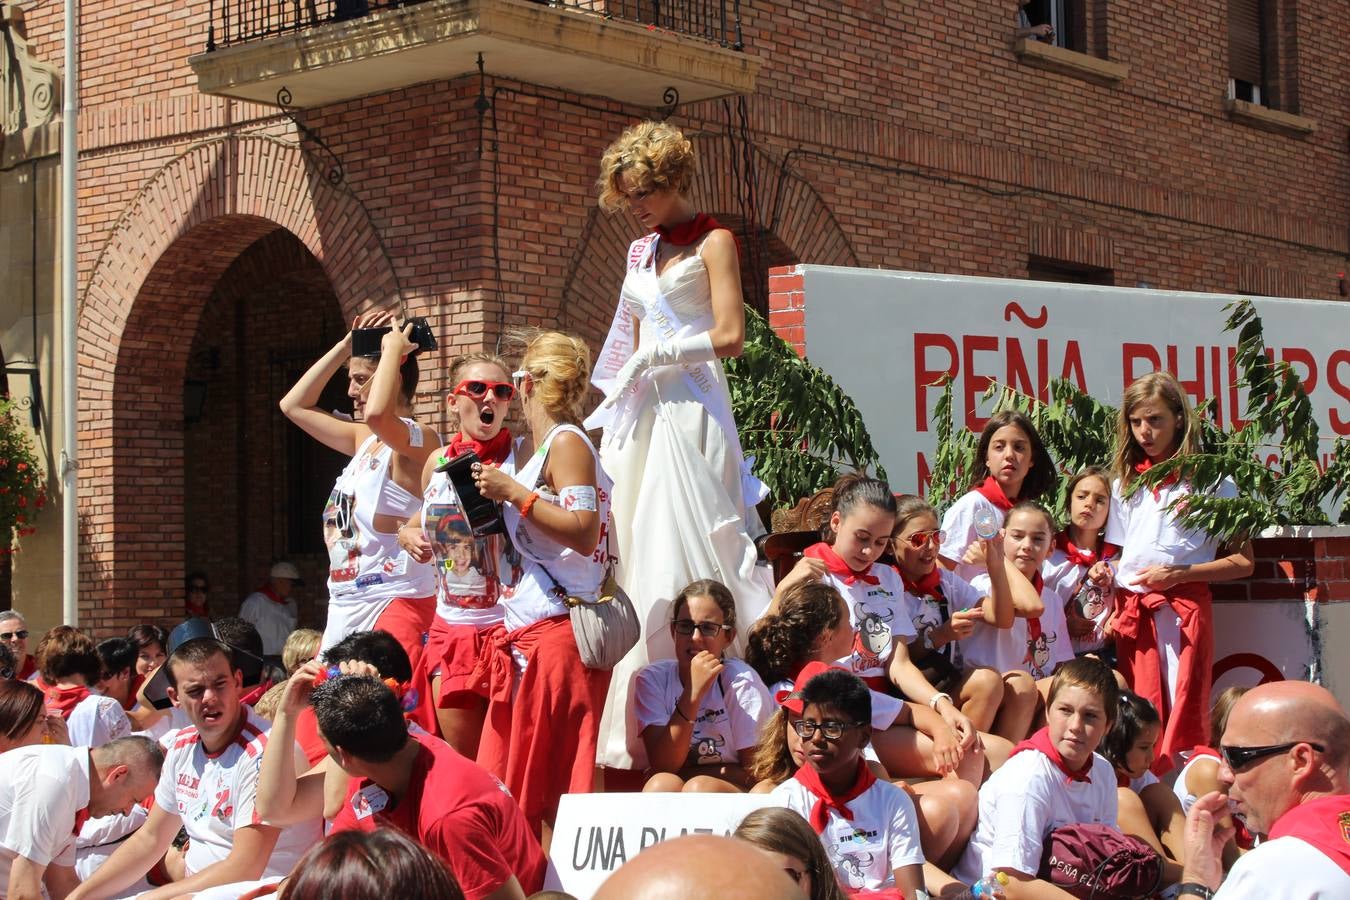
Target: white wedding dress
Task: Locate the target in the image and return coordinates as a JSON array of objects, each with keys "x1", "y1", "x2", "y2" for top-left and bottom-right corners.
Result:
[{"x1": 592, "y1": 235, "x2": 773, "y2": 768}]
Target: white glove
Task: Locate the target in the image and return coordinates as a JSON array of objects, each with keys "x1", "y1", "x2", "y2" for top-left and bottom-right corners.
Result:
[{"x1": 603, "y1": 333, "x2": 717, "y2": 408}]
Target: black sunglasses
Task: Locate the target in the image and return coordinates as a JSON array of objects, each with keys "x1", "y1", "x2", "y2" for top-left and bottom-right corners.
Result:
[
  {"x1": 1220, "y1": 741, "x2": 1325, "y2": 771},
  {"x1": 0, "y1": 630, "x2": 28, "y2": 641}
]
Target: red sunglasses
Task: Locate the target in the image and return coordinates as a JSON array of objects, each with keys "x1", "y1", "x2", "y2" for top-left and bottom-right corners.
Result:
[
  {"x1": 900, "y1": 529, "x2": 945, "y2": 550},
  {"x1": 453, "y1": 379, "x2": 516, "y2": 402}
]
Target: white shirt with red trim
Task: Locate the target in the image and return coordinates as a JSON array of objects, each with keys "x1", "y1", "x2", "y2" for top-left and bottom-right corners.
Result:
[
  {"x1": 823, "y1": 564, "x2": 917, "y2": 682},
  {"x1": 1215, "y1": 834, "x2": 1350, "y2": 899},
  {"x1": 939, "y1": 490, "x2": 1006, "y2": 584},
  {"x1": 0, "y1": 745, "x2": 90, "y2": 886},
  {"x1": 67, "y1": 693, "x2": 132, "y2": 749},
  {"x1": 963, "y1": 575, "x2": 1074, "y2": 678},
  {"x1": 1105, "y1": 476, "x2": 1238, "y2": 595},
  {"x1": 154, "y1": 707, "x2": 321, "y2": 878},
  {"x1": 770, "y1": 776, "x2": 925, "y2": 892},
  {"x1": 954, "y1": 748, "x2": 1117, "y2": 884},
  {"x1": 239, "y1": 590, "x2": 299, "y2": 657},
  {"x1": 633, "y1": 658, "x2": 770, "y2": 765}
]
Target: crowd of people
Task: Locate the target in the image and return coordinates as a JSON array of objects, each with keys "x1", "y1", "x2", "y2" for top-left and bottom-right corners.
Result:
[{"x1": 1, "y1": 119, "x2": 1348, "y2": 900}]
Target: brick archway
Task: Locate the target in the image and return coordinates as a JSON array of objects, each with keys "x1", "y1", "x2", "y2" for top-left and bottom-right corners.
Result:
[
  {"x1": 561, "y1": 136, "x2": 856, "y2": 346},
  {"x1": 76, "y1": 135, "x2": 398, "y2": 630}
]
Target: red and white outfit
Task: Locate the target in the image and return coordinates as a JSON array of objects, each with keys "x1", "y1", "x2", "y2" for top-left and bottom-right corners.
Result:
[
  {"x1": 239, "y1": 586, "x2": 299, "y2": 659},
  {"x1": 156, "y1": 707, "x2": 321, "y2": 879},
  {"x1": 634, "y1": 658, "x2": 770, "y2": 766},
  {"x1": 940, "y1": 480, "x2": 1014, "y2": 585},
  {"x1": 320, "y1": 429, "x2": 438, "y2": 668},
  {"x1": 409, "y1": 433, "x2": 517, "y2": 732},
  {"x1": 1106, "y1": 470, "x2": 1238, "y2": 773},
  {"x1": 0, "y1": 745, "x2": 91, "y2": 887},
  {"x1": 804, "y1": 543, "x2": 916, "y2": 694},
  {"x1": 1044, "y1": 534, "x2": 1118, "y2": 656},
  {"x1": 332, "y1": 731, "x2": 547, "y2": 899},
  {"x1": 954, "y1": 728, "x2": 1118, "y2": 884},
  {"x1": 470, "y1": 424, "x2": 612, "y2": 832},
  {"x1": 1215, "y1": 795, "x2": 1350, "y2": 899},
  {"x1": 37, "y1": 681, "x2": 133, "y2": 749},
  {"x1": 771, "y1": 760, "x2": 925, "y2": 893},
  {"x1": 899, "y1": 566, "x2": 987, "y2": 673},
  {"x1": 965, "y1": 573, "x2": 1073, "y2": 679}
]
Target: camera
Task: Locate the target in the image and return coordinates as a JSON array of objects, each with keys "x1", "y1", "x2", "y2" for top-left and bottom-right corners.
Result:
[
  {"x1": 351, "y1": 316, "x2": 438, "y2": 359},
  {"x1": 437, "y1": 451, "x2": 505, "y2": 536}
]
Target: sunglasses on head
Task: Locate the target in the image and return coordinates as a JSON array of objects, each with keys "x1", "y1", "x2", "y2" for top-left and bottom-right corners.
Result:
[
  {"x1": 0, "y1": 630, "x2": 28, "y2": 641},
  {"x1": 899, "y1": 529, "x2": 945, "y2": 550},
  {"x1": 453, "y1": 379, "x2": 516, "y2": 402},
  {"x1": 1220, "y1": 741, "x2": 1325, "y2": 771}
]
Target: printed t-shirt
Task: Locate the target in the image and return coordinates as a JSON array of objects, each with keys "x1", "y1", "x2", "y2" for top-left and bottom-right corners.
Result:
[
  {"x1": 823, "y1": 564, "x2": 917, "y2": 682},
  {"x1": 633, "y1": 658, "x2": 770, "y2": 766},
  {"x1": 331, "y1": 731, "x2": 546, "y2": 899},
  {"x1": 940, "y1": 490, "x2": 1007, "y2": 584},
  {"x1": 67, "y1": 693, "x2": 133, "y2": 748},
  {"x1": 770, "y1": 776, "x2": 925, "y2": 893},
  {"x1": 155, "y1": 706, "x2": 321, "y2": 878},
  {"x1": 960, "y1": 574, "x2": 1074, "y2": 677},
  {"x1": 1106, "y1": 476, "x2": 1238, "y2": 594},
  {"x1": 0, "y1": 745, "x2": 90, "y2": 887},
  {"x1": 1043, "y1": 546, "x2": 1114, "y2": 655},
  {"x1": 954, "y1": 748, "x2": 1117, "y2": 883},
  {"x1": 899, "y1": 566, "x2": 986, "y2": 670}
]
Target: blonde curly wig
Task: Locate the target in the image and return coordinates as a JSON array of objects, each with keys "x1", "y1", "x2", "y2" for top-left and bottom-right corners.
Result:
[{"x1": 596, "y1": 120, "x2": 696, "y2": 212}]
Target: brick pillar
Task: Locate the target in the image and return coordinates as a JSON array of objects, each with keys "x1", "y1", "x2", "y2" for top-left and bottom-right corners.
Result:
[{"x1": 767, "y1": 264, "x2": 805, "y2": 357}]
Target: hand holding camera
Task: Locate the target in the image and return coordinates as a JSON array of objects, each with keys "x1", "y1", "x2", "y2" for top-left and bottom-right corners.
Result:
[{"x1": 350, "y1": 314, "x2": 438, "y2": 359}]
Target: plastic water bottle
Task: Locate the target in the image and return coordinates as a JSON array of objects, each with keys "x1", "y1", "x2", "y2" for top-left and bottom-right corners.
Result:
[
  {"x1": 973, "y1": 506, "x2": 1001, "y2": 539},
  {"x1": 971, "y1": 871, "x2": 1010, "y2": 898}
]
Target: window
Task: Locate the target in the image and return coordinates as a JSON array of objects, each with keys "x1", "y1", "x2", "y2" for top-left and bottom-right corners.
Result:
[
  {"x1": 1228, "y1": 0, "x2": 1266, "y2": 104},
  {"x1": 1023, "y1": 0, "x2": 1107, "y2": 58},
  {"x1": 1027, "y1": 256, "x2": 1114, "y2": 286}
]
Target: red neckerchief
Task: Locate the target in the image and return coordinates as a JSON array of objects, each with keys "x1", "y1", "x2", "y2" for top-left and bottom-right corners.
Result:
[
  {"x1": 255, "y1": 585, "x2": 287, "y2": 607},
  {"x1": 1268, "y1": 794, "x2": 1350, "y2": 876},
  {"x1": 122, "y1": 674, "x2": 146, "y2": 711},
  {"x1": 186, "y1": 598, "x2": 209, "y2": 618},
  {"x1": 40, "y1": 680, "x2": 91, "y2": 719},
  {"x1": 901, "y1": 566, "x2": 943, "y2": 599},
  {"x1": 73, "y1": 806, "x2": 91, "y2": 836},
  {"x1": 1055, "y1": 532, "x2": 1118, "y2": 568},
  {"x1": 1010, "y1": 726, "x2": 1094, "y2": 783},
  {"x1": 974, "y1": 476, "x2": 1015, "y2": 511},
  {"x1": 1134, "y1": 458, "x2": 1180, "y2": 500},
  {"x1": 804, "y1": 542, "x2": 879, "y2": 586},
  {"x1": 793, "y1": 757, "x2": 878, "y2": 834},
  {"x1": 240, "y1": 679, "x2": 274, "y2": 708},
  {"x1": 1115, "y1": 769, "x2": 1131, "y2": 789},
  {"x1": 446, "y1": 429, "x2": 512, "y2": 467},
  {"x1": 17, "y1": 656, "x2": 36, "y2": 681},
  {"x1": 655, "y1": 212, "x2": 725, "y2": 247},
  {"x1": 1026, "y1": 571, "x2": 1046, "y2": 640}
]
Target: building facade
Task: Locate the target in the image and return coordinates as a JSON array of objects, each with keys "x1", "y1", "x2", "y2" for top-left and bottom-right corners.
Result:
[{"x1": 1, "y1": 0, "x2": 1345, "y2": 634}]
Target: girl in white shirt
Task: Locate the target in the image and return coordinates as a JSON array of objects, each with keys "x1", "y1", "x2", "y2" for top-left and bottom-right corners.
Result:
[
  {"x1": 1106, "y1": 371, "x2": 1254, "y2": 774},
  {"x1": 1042, "y1": 467, "x2": 1118, "y2": 662},
  {"x1": 637, "y1": 579, "x2": 771, "y2": 792}
]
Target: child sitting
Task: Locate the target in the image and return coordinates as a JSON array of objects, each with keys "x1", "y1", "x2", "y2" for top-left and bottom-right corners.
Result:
[{"x1": 1099, "y1": 691, "x2": 1186, "y2": 884}]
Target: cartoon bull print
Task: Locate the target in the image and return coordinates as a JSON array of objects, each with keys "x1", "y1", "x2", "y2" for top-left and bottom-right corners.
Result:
[
  {"x1": 1024, "y1": 631, "x2": 1059, "y2": 677},
  {"x1": 838, "y1": 851, "x2": 874, "y2": 890},
  {"x1": 851, "y1": 603, "x2": 894, "y2": 671},
  {"x1": 693, "y1": 735, "x2": 726, "y2": 764}
]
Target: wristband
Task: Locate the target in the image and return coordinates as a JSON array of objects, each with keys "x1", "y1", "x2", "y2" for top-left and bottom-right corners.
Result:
[
  {"x1": 519, "y1": 492, "x2": 540, "y2": 519},
  {"x1": 1177, "y1": 884, "x2": 1214, "y2": 899},
  {"x1": 928, "y1": 692, "x2": 954, "y2": 711},
  {"x1": 674, "y1": 705, "x2": 694, "y2": 723}
]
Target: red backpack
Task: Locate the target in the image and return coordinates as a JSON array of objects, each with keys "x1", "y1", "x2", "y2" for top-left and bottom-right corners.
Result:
[{"x1": 1039, "y1": 823, "x2": 1164, "y2": 899}]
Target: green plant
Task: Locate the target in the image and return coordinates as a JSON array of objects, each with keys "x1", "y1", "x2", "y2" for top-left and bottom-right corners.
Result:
[
  {"x1": 0, "y1": 399, "x2": 46, "y2": 554},
  {"x1": 726, "y1": 306, "x2": 886, "y2": 506},
  {"x1": 926, "y1": 299, "x2": 1350, "y2": 539}
]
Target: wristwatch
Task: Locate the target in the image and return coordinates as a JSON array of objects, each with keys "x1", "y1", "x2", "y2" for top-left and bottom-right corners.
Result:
[{"x1": 1177, "y1": 883, "x2": 1214, "y2": 899}]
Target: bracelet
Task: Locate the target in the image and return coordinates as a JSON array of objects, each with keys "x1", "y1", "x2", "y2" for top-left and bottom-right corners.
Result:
[
  {"x1": 674, "y1": 706, "x2": 693, "y2": 723},
  {"x1": 519, "y1": 492, "x2": 540, "y2": 519},
  {"x1": 1177, "y1": 884, "x2": 1214, "y2": 899},
  {"x1": 928, "y1": 692, "x2": 954, "y2": 711}
]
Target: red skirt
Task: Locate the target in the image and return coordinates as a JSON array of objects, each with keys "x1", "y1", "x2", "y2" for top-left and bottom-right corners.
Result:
[
  {"x1": 372, "y1": 595, "x2": 435, "y2": 675},
  {"x1": 408, "y1": 618, "x2": 492, "y2": 735}
]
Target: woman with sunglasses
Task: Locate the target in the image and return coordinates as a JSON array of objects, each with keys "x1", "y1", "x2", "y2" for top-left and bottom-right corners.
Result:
[
  {"x1": 280, "y1": 311, "x2": 439, "y2": 672},
  {"x1": 589, "y1": 121, "x2": 773, "y2": 768},
  {"x1": 391, "y1": 347, "x2": 519, "y2": 757},
  {"x1": 462, "y1": 330, "x2": 612, "y2": 836},
  {"x1": 635, "y1": 579, "x2": 771, "y2": 794}
]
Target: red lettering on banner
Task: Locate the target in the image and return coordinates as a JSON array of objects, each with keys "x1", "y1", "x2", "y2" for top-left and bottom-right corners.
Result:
[
  {"x1": 1061, "y1": 341, "x2": 1087, "y2": 392},
  {"x1": 1210, "y1": 345, "x2": 1224, "y2": 427},
  {"x1": 1122, "y1": 344, "x2": 1160, "y2": 384},
  {"x1": 1006, "y1": 338, "x2": 1050, "y2": 401},
  {"x1": 963, "y1": 335, "x2": 999, "y2": 431},
  {"x1": 1281, "y1": 347, "x2": 1318, "y2": 394},
  {"x1": 914, "y1": 333, "x2": 958, "y2": 431},
  {"x1": 916, "y1": 453, "x2": 932, "y2": 496},
  {"x1": 1166, "y1": 345, "x2": 1207, "y2": 410},
  {"x1": 1227, "y1": 347, "x2": 1247, "y2": 430},
  {"x1": 1330, "y1": 350, "x2": 1350, "y2": 435}
]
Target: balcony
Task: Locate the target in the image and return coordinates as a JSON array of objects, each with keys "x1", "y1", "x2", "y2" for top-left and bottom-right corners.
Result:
[{"x1": 189, "y1": 0, "x2": 760, "y2": 110}]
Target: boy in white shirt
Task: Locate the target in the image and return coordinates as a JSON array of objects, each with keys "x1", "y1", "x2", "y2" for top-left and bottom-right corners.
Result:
[{"x1": 67, "y1": 639, "x2": 320, "y2": 900}]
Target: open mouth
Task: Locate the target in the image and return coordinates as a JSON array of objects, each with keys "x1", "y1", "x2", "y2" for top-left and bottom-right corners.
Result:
[{"x1": 478, "y1": 406, "x2": 495, "y2": 425}]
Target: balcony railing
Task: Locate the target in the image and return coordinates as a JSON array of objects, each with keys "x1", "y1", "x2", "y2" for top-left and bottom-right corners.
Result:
[{"x1": 205, "y1": 0, "x2": 744, "y2": 52}]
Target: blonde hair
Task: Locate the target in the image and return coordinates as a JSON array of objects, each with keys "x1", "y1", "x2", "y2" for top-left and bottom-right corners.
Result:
[
  {"x1": 448, "y1": 351, "x2": 510, "y2": 386},
  {"x1": 596, "y1": 121, "x2": 696, "y2": 212},
  {"x1": 282, "y1": 628, "x2": 322, "y2": 676},
  {"x1": 517, "y1": 329, "x2": 591, "y2": 424},
  {"x1": 1113, "y1": 371, "x2": 1201, "y2": 488}
]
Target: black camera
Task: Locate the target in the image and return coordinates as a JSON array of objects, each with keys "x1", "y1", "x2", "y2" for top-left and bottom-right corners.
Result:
[
  {"x1": 351, "y1": 316, "x2": 438, "y2": 359},
  {"x1": 437, "y1": 450, "x2": 505, "y2": 536}
]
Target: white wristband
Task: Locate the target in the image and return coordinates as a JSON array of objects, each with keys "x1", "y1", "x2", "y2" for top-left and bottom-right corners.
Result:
[{"x1": 928, "y1": 692, "x2": 954, "y2": 711}]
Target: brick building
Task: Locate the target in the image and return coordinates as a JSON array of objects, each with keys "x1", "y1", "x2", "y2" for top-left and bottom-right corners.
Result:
[{"x1": 0, "y1": 0, "x2": 1345, "y2": 634}]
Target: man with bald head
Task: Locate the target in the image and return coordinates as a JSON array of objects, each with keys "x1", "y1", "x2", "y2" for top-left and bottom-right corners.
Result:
[
  {"x1": 1180, "y1": 679, "x2": 1350, "y2": 898},
  {"x1": 594, "y1": 834, "x2": 807, "y2": 900}
]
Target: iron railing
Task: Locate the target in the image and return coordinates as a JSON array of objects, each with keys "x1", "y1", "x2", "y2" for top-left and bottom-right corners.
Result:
[{"x1": 206, "y1": 1, "x2": 744, "y2": 52}]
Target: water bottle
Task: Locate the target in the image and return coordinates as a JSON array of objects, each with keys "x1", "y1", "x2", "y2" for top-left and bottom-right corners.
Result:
[
  {"x1": 971, "y1": 871, "x2": 1010, "y2": 898},
  {"x1": 973, "y1": 506, "x2": 1001, "y2": 540}
]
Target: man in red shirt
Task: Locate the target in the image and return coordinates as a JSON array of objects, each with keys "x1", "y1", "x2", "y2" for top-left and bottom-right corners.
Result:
[{"x1": 315, "y1": 675, "x2": 546, "y2": 900}]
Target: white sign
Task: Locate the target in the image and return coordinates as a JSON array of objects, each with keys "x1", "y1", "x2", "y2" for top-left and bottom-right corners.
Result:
[
  {"x1": 543, "y1": 792, "x2": 780, "y2": 898},
  {"x1": 797, "y1": 268, "x2": 1350, "y2": 493}
]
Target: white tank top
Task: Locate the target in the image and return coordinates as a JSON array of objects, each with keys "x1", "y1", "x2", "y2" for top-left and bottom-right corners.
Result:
[
  {"x1": 421, "y1": 446, "x2": 519, "y2": 627},
  {"x1": 501, "y1": 424, "x2": 612, "y2": 631},
  {"x1": 323, "y1": 431, "x2": 436, "y2": 606}
]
